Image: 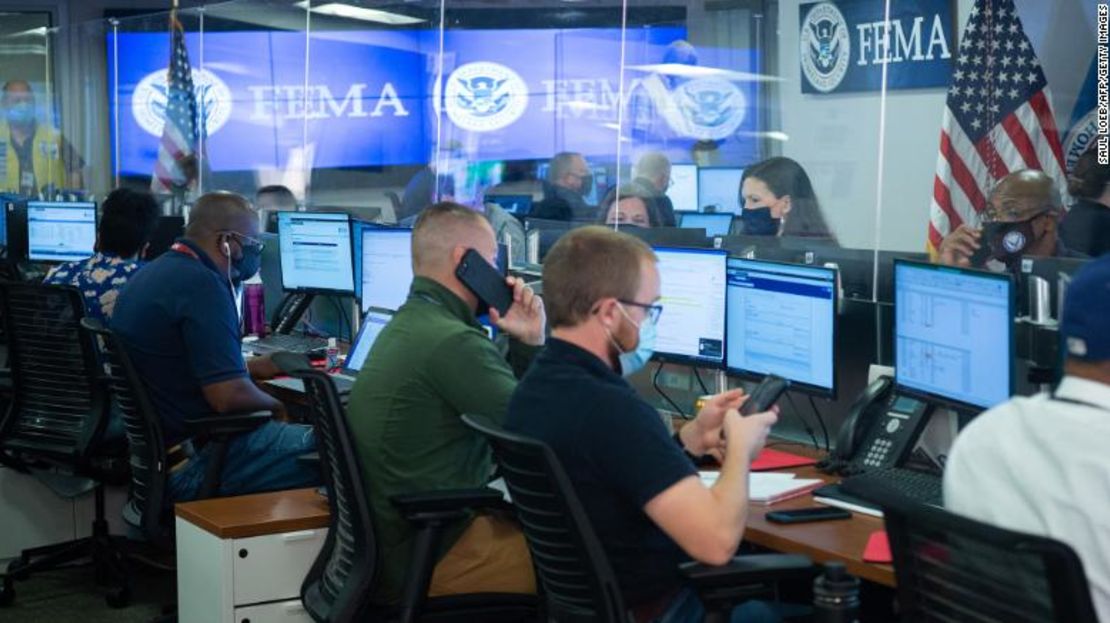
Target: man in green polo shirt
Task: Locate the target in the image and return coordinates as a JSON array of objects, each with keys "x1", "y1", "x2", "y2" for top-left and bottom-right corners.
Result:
[{"x1": 347, "y1": 201, "x2": 545, "y2": 605}]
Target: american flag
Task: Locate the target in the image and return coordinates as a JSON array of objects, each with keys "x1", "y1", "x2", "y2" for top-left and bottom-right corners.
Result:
[
  {"x1": 926, "y1": 0, "x2": 1066, "y2": 255},
  {"x1": 151, "y1": 9, "x2": 201, "y2": 194}
]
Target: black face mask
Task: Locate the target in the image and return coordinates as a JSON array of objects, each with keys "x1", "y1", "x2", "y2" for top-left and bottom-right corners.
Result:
[
  {"x1": 982, "y1": 218, "x2": 1039, "y2": 266},
  {"x1": 230, "y1": 241, "x2": 263, "y2": 283},
  {"x1": 739, "y1": 206, "x2": 781, "y2": 236},
  {"x1": 578, "y1": 173, "x2": 595, "y2": 199}
]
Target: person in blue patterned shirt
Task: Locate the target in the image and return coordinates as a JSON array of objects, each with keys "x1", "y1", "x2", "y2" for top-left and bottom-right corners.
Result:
[{"x1": 43, "y1": 187, "x2": 159, "y2": 324}]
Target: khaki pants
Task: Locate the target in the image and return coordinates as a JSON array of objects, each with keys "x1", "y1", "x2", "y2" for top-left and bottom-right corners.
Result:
[{"x1": 428, "y1": 513, "x2": 536, "y2": 597}]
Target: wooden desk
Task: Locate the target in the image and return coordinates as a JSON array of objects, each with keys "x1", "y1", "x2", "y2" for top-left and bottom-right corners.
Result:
[
  {"x1": 175, "y1": 487, "x2": 329, "y2": 539},
  {"x1": 739, "y1": 443, "x2": 895, "y2": 587}
]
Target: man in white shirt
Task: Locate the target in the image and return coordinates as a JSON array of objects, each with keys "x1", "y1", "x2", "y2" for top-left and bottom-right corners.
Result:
[{"x1": 944, "y1": 253, "x2": 1110, "y2": 621}]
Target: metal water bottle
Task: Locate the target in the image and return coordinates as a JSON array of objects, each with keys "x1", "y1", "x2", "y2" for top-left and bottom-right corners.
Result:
[
  {"x1": 813, "y1": 562, "x2": 860, "y2": 623},
  {"x1": 244, "y1": 282, "x2": 266, "y2": 337}
]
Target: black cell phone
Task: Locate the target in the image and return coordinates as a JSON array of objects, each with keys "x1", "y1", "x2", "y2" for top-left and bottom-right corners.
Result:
[
  {"x1": 741, "y1": 375, "x2": 791, "y2": 415},
  {"x1": 456, "y1": 248, "x2": 514, "y2": 316},
  {"x1": 766, "y1": 507, "x2": 852, "y2": 524}
]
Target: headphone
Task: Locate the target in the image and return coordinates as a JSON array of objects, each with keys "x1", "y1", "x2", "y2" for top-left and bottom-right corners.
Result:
[{"x1": 221, "y1": 234, "x2": 231, "y2": 257}]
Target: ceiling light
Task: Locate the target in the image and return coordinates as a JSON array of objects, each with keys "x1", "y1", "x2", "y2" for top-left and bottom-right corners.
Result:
[
  {"x1": 625, "y1": 63, "x2": 784, "y2": 83},
  {"x1": 295, "y1": 2, "x2": 425, "y2": 25}
]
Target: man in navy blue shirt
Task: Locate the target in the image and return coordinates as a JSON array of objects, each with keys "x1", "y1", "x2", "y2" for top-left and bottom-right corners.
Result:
[
  {"x1": 506, "y1": 226, "x2": 778, "y2": 623},
  {"x1": 112, "y1": 192, "x2": 317, "y2": 501}
]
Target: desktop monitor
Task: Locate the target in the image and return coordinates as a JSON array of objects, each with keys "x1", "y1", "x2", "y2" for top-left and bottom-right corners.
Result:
[
  {"x1": 653, "y1": 247, "x2": 728, "y2": 366},
  {"x1": 666, "y1": 164, "x2": 698, "y2": 212},
  {"x1": 487, "y1": 194, "x2": 533, "y2": 218},
  {"x1": 26, "y1": 201, "x2": 97, "y2": 262},
  {"x1": 697, "y1": 167, "x2": 744, "y2": 214},
  {"x1": 359, "y1": 227, "x2": 413, "y2": 312},
  {"x1": 277, "y1": 212, "x2": 356, "y2": 294},
  {"x1": 893, "y1": 260, "x2": 1014, "y2": 411},
  {"x1": 621, "y1": 226, "x2": 712, "y2": 249},
  {"x1": 725, "y1": 258, "x2": 838, "y2": 396},
  {"x1": 678, "y1": 212, "x2": 734, "y2": 237},
  {"x1": 146, "y1": 215, "x2": 185, "y2": 260}
]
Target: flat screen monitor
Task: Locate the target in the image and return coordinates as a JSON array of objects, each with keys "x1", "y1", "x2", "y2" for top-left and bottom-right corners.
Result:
[
  {"x1": 26, "y1": 201, "x2": 97, "y2": 262},
  {"x1": 277, "y1": 212, "x2": 355, "y2": 294},
  {"x1": 893, "y1": 260, "x2": 1013, "y2": 411},
  {"x1": 360, "y1": 227, "x2": 413, "y2": 312},
  {"x1": 653, "y1": 247, "x2": 728, "y2": 366},
  {"x1": 345, "y1": 308, "x2": 393, "y2": 373},
  {"x1": 679, "y1": 212, "x2": 733, "y2": 237},
  {"x1": 697, "y1": 167, "x2": 744, "y2": 214},
  {"x1": 666, "y1": 164, "x2": 698, "y2": 212},
  {"x1": 488, "y1": 194, "x2": 533, "y2": 217},
  {"x1": 725, "y1": 258, "x2": 838, "y2": 396}
]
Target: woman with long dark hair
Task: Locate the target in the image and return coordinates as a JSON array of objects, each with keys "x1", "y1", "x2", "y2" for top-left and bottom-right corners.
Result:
[{"x1": 738, "y1": 156, "x2": 837, "y2": 243}]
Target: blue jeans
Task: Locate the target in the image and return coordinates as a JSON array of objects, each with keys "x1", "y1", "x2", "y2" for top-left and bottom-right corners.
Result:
[
  {"x1": 169, "y1": 421, "x2": 319, "y2": 502},
  {"x1": 654, "y1": 590, "x2": 779, "y2": 623}
]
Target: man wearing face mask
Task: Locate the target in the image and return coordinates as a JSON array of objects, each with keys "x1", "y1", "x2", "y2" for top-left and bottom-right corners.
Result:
[
  {"x1": 1, "y1": 80, "x2": 83, "y2": 195},
  {"x1": 347, "y1": 202, "x2": 545, "y2": 605},
  {"x1": 112, "y1": 192, "x2": 318, "y2": 502},
  {"x1": 507, "y1": 226, "x2": 780, "y2": 623},
  {"x1": 937, "y1": 169, "x2": 1087, "y2": 270},
  {"x1": 533, "y1": 151, "x2": 594, "y2": 221}
]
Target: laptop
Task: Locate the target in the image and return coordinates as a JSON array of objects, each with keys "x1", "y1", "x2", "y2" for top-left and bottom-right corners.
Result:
[{"x1": 266, "y1": 308, "x2": 394, "y2": 394}]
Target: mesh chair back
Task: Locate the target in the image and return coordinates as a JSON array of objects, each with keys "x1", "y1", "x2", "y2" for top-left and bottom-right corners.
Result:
[
  {"x1": 80, "y1": 318, "x2": 170, "y2": 544},
  {"x1": 462, "y1": 414, "x2": 627, "y2": 623},
  {"x1": 292, "y1": 367, "x2": 376, "y2": 623},
  {"x1": 875, "y1": 488, "x2": 1098, "y2": 623},
  {"x1": 0, "y1": 282, "x2": 106, "y2": 461}
]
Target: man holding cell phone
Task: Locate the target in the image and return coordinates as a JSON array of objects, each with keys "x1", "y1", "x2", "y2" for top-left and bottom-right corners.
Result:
[{"x1": 346, "y1": 201, "x2": 545, "y2": 606}]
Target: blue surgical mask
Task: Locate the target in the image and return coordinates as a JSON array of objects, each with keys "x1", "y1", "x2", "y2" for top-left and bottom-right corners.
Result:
[
  {"x1": 5, "y1": 102, "x2": 34, "y2": 126},
  {"x1": 740, "y1": 206, "x2": 780, "y2": 236},
  {"x1": 232, "y1": 243, "x2": 262, "y2": 283},
  {"x1": 609, "y1": 303, "x2": 656, "y2": 377}
]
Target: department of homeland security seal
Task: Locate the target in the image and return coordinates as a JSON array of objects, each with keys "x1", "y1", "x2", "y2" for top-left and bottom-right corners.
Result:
[
  {"x1": 800, "y1": 2, "x2": 851, "y2": 93},
  {"x1": 1063, "y1": 109, "x2": 1099, "y2": 173},
  {"x1": 673, "y1": 78, "x2": 747, "y2": 141},
  {"x1": 132, "y1": 68, "x2": 232, "y2": 137},
  {"x1": 442, "y1": 62, "x2": 529, "y2": 133}
]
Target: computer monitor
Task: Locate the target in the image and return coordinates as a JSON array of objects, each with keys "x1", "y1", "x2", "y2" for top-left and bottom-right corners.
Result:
[
  {"x1": 487, "y1": 194, "x2": 533, "y2": 217},
  {"x1": 26, "y1": 201, "x2": 97, "y2": 262},
  {"x1": 725, "y1": 258, "x2": 838, "y2": 396},
  {"x1": 678, "y1": 212, "x2": 734, "y2": 237},
  {"x1": 620, "y1": 226, "x2": 712, "y2": 249},
  {"x1": 359, "y1": 227, "x2": 413, "y2": 312},
  {"x1": 666, "y1": 164, "x2": 698, "y2": 212},
  {"x1": 344, "y1": 308, "x2": 393, "y2": 373},
  {"x1": 697, "y1": 167, "x2": 744, "y2": 214},
  {"x1": 893, "y1": 260, "x2": 1014, "y2": 411},
  {"x1": 653, "y1": 247, "x2": 728, "y2": 366},
  {"x1": 277, "y1": 212, "x2": 356, "y2": 294},
  {"x1": 146, "y1": 215, "x2": 185, "y2": 260}
]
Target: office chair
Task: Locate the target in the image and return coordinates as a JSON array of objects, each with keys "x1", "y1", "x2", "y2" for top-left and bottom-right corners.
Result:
[
  {"x1": 270, "y1": 353, "x2": 537, "y2": 623},
  {"x1": 0, "y1": 283, "x2": 128, "y2": 607},
  {"x1": 462, "y1": 414, "x2": 814, "y2": 623},
  {"x1": 866, "y1": 485, "x2": 1099, "y2": 622}
]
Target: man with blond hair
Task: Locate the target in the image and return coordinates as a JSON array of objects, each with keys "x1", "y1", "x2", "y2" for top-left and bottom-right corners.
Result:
[{"x1": 347, "y1": 201, "x2": 545, "y2": 604}]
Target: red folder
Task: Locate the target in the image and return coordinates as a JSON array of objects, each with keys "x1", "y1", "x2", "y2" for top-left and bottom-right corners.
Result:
[
  {"x1": 863, "y1": 530, "x2": 892, "y2": 564},
  {"x1": 751, "y1": 448, "x2": 818, "y2": 471}
]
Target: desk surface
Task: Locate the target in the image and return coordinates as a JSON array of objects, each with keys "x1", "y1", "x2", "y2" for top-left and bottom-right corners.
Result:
[
  {"x1": 740, "y1": 443, "x2": 894, "y2": 587},
  {"x1": 175, "y1": 488, "x2": 329, "y2": 539}
]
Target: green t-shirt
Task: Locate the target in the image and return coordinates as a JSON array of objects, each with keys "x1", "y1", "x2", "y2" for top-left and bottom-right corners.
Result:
[{"x1": 346, "y1": 276, "x2": 536, "y2": 603}]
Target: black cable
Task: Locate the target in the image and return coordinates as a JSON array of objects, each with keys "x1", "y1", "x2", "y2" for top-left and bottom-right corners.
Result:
[
  {"x1": 785, "y1": 391, "x2": 820, "y2": 451},
  {"x1": 329, "y1": 296, "x2": 352, "y2": 342},
  {"x1": 807, "y1": 394, "x2": 831, "y2": 453},
  {"x1": 653, "y1": 361, "x2": 689, "y2": 419},
  {"x1": 691, "y1": 366, "x2": 710, "y2": 395}
]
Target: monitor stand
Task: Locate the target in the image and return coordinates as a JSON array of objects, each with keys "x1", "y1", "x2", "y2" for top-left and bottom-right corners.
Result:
[{"x1": 273, "y1": 292, "x2": 316, "y2": 335}]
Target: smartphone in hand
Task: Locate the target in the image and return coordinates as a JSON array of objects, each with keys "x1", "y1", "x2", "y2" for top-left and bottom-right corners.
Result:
[
  {"x1": 740, "y1": 375, "x2": 791, "y2": 415},
  {"x1": 456, "y1": 248, "x2": 513, "y2": 316}
]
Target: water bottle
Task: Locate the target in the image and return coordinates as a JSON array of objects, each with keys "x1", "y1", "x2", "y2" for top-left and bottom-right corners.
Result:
[
  {"x1": 813, "y1": 562, "x2": 860, "y2": 623},
  {"x1": 243, "y1": 282, "x2": 266, "y2": 337},
  {"x1": 326, "y1": 337, "x2": 340, "y2": 370}
]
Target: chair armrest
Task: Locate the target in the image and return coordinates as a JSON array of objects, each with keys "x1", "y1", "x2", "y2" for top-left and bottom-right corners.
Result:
[
  {"x1": 391, "y1": 487, "x2": 506, "y2": 522},
  {"x1": 184, "y1": 411, "x2": 273, "y2": 437},
  {"x1": 679, "y1": 553, "x2": 814, "y2": 590}
]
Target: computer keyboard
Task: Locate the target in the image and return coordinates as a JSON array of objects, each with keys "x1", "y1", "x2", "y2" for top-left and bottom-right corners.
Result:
[
  {"x1": 248, "y1": 333, "x2": 329, "y2": 355},
  {"x1": 839, "y1": 466, "x2": 943, "y2": 508}
]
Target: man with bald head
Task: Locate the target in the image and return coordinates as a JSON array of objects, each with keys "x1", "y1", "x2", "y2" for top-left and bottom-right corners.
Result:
[
  {"x1": 112, "y1": 191, "x2": 318, "y2": 502},
  {"x1": 938, "y1": 169, "x2": 1086, "y2": 269},
  {"x1": 2, "y1": 79, "x2": 83, "y2": 194},
  {"x1": 347, "y1": 201, "x2": 545, "y2": 605}
]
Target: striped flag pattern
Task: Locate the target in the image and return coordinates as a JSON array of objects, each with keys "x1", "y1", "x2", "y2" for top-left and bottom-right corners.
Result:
[
  {"x1": 926, "y1": 0, "x2": 1066, "y2": 255},
  {"x1": 151, "y1": 9, "x2": 200, "y2": 194}
]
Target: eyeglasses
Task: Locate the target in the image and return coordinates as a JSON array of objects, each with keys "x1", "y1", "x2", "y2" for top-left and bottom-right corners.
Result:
[
  {"x1": 619, "y1": 299, "x2": 663, "y2": 325},
  {"x1": 226, "y1": 231, "x2": 265, "y2": 252}
]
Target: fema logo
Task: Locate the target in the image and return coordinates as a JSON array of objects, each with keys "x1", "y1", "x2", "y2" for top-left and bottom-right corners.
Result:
[
  {"x1": 132, "y1": 68, "x2": 232, "y2": 137},
  {"x1": 1063, "y1": 109, "x2": 1099, "y2": 173},
  {"x1": 800, "y1": 3, "x2": 850, "y2": 93},
  {"x1": 443, "y1": 62, "x2": 528, "y2": 132},
  {"x1": 673, "y1": 78, "x2": 746, "y2": 141}
]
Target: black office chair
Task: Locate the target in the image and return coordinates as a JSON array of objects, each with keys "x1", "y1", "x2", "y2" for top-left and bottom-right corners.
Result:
[
  {"x1": 462, "y1": 413, "x2": 814, "y2": 623},
  {"x1": 0, "y1": 283, "x2": 128, "y2": 607},
  {"x1": 865, "y1": 485, "x2": 1099, "y2": 622},
  {"x1": 270, "y1": 353, "x2": 537, "y2": 623}
]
